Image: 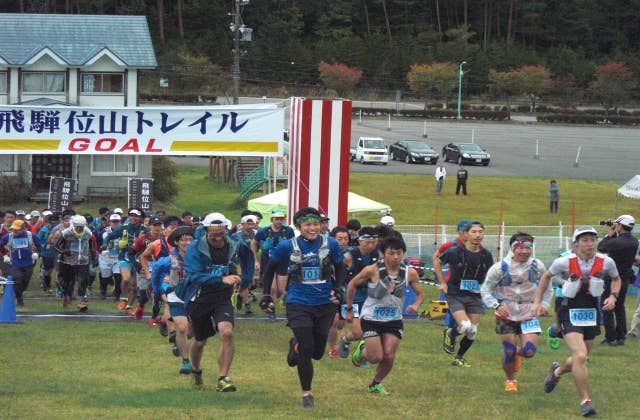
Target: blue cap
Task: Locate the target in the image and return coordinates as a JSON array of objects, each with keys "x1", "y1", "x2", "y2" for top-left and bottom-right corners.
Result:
[{"x1": 457, "y1": 219, "x2": 470, "y2": 231}]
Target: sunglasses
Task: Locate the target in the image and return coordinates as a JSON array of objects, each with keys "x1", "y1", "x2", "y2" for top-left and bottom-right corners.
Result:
[{"x1": 511, "y1": 240, "x2": 533, "y2": 250}]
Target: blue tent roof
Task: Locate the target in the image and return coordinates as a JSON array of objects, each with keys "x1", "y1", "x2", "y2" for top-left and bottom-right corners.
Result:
[{"x1": 0, "y1": 13, "x2": 157, "y2": 68}]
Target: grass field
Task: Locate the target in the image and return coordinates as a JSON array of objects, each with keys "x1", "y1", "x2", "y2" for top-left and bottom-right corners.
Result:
[{"x1": 1, "y1": 287, "x2": 639, "y2": 419}]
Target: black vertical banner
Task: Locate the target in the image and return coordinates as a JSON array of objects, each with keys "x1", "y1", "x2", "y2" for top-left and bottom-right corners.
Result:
[
  {"x1": 128, "y1": 178, "x2": 153, "y2": 213},
  {"x1": 48, "y1": 177, "x2": 76, "y2": 212}
]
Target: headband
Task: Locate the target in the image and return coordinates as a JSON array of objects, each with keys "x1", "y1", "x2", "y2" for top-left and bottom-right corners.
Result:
[{"x1": 295, "y1": 214, "x2": 321, "y2": 225}]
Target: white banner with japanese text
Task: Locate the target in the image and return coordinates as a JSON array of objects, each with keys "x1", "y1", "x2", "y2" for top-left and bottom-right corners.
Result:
[{"x1": 0, "y1": 105, "x2": 284, "y2": 156}]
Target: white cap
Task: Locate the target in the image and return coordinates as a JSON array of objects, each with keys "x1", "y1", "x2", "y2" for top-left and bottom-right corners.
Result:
[
  {"x1": 615, "y1": 214, "x2": 635, "y2": 228},
  {"x1": 109, "y1": 213, "x2": 122, "y2": 221},
  {"x1": 225, "y1": 219, "x2": 233, "y2": 229},
  {"x1": 241, "y1": 215, "x2": 257, "y2": 224},
  {"x1": 202, "y1": 212, "x2": 227, "y2": 227},
  {"x1": 15, "y1": 209, "x2": 25, "y2": 215},
  {"x1": 113, "y1": 208, "x2": 124, "y2": 214},
  {"x1": 128, "y1": 209, "x2": 142, "y2": 216},
  {"x1": 42, "y1": 210, "x2": 53, "y2": 216},
  {"x1": 380, "y1": 215, "x2": 395, "y2": 226},
  {"x1": 572, "y1": 225, "x2": 598, "y2": 242},
  {"x1": 30, "y1": 210, "x2": 41, "y2": 217},
  {"x1": 71, "y1": 215, "x2": 87, "y2": 227}
]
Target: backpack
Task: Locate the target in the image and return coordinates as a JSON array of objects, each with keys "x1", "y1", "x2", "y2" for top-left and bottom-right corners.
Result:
[{"x1": 7, "y1": 231, "x2": 35, "y2": 253}]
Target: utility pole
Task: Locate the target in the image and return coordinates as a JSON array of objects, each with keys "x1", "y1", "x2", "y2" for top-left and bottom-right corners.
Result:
[{"x1": 230, "y1": 0, "x2": 252, "y2": 105}]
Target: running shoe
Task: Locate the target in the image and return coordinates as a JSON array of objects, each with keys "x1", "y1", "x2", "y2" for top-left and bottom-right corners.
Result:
[
  {"x1": 513, "y1": 354, "x2": 521, "y2": 372},
  {"x1": 117, "y1": 299, "x2": 128, "y2": 311},
  {"x1": 148, "y1": 317, "x2": 158, "y2": 327},
  {"x1": 159, "y1": 321, "x2": 168, "y2": 337},
  {"x1": 351, "y1": 339, "x2": 366, "y2": 367},
  {"x1": 451, "y1": 356, "x2": 471, "y2": 367},
  {"x1": 179, "y1": 360, "x2": 192, "y2": 375},
  {"x1": 504, "y1": 379, "x2": 518, "y2": 392},
  {"x1": 216, "y1": 377, "x2": 237, "y2": 392},
  {"x1": 126, "y1": 306, "x2": 135, "y2": 316},
  {"x1": 339, "y1": 335, "x2": 350, "y2": 358},
  {"x1": 77, "y1": 299, "x2": 88, "y2": 312},
  {"x1": 368, "y1": 383, "x2": 389, "y2": 395},
  {"x1": 328, "y1": 348, "x2": 339, "y2": 358},
  {"x1": 192, "y1": 370, "x2": 203, "y2": 388},
  {"x1": 543, "y1": 361, "x2": 561, "y2": 393},
  {"x1": 580, "y1": 399, "x2": 596, "y2": 417},
  {"x1": 287, "y1": 337, "x2": 299, "y2": 367},
  {"x1": 172, "y1": 344, "x2": 180, "y2": 357},
  {"x1": 301, "y1": 394, "x2": 314, "y2": 408},
  {"x1": 443, "y1": 328, "x2": 456, "y2": 354},
  {"x1": 135, "y1": 304, "x2": 144, "y2": 320}
]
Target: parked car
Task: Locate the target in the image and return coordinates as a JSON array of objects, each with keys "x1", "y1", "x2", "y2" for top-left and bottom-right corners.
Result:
[
  {"x1": 442, "y1": 142, "x2": 491, "y2": 166},
  {"x1": 389, "y1": 140, "x2": 439, "y2": 164},
  {"x1": 351, "y1": 136, "x2": 389, "y2": 165}
]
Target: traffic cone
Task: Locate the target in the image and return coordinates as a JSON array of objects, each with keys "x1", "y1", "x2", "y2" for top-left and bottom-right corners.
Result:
[{"x1": 0, "y1": 276, "x2": 18, "y2": 323}]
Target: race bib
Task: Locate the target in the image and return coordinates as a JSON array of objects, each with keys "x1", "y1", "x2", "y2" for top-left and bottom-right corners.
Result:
[
  {"x1": 341, "y1": 304, "x2": 360, "y2": 318},
  {"x1": 372, "y1": 306, "x2": 398, "y2": 320},
  {"x1": 11, "y1": 237, "x2": 29, "y2": 249},
  {"x1": 301, "y1": 267, "x2": 325, "y2": 284},
  {"x1": 521, "y1": 317, "x2": 542, "y2": 334},
  {"x1": 460, "y1": 279, "x2": 480, "y2": 292},
  {"x1": 148, "y1": 261, "x2": 156, "y2": 274},
  {"x1": 569, "y1": 308, "x2": 597, "y2": 327},
  {"x1": 209, "y1": 264, "x2": 229, "y2": 278}
]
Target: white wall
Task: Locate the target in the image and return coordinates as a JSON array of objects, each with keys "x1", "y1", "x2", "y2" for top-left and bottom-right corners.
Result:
[{"x1": 127, "y1": 69, "x2": 137, "y2": 106}]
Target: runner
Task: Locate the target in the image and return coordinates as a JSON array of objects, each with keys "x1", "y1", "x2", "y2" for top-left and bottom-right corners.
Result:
[
  {"x1": 98, "y1": 213, "x2": 123, "y2": 300},
  {"x1": 434, "y1": 221, "x2": 494, "y2": 367},
  {"x1": 480, "y1": 232, "x2": 551, "y2": 391},
  {"x1": 151, "y1": 226, "x2": 195, "y2": 374},
  {"x1": 346, "y1": 236, "x2": 424, "y2": 395},
  {"x1": 232, "y1": 213, "x2": 259, "y2": 315},
  {"x1": 336, "y1": 226, "x2": 381, "y2": 359},
  {"x1": 261, "y1": 207, "x2": 345, "y2": 408},
  {"x1": 177, "y1": 212, "x2": 254, "y2": 391},
  {"x1": 533, "y1": 226, "x2": 621, "y2": 417},
  {"x1": 326, "y1": 225, "x2": 352, "y2": 358}
]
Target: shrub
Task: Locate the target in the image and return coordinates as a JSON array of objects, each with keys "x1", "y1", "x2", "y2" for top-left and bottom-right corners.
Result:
[
  {"x1": 0, "y1": 170, "x2": 33, "y2": 202},
  {"x1": 152, "y1": 156, "x2": 178, "y2": 202}
]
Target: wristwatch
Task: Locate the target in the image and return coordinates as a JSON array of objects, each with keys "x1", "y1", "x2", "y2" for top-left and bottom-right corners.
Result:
[
  {"x1": 492, "y1": 302, "x2": 502, "y2": 309},
  {"x1": 345, "y1": 306, "x2": 353, "y2": 312}
]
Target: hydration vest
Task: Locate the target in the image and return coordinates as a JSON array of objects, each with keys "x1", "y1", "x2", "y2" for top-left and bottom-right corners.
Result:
[
  {"x1": 499, "y1": 259, "x2": 541, "y2": 286},
  {"x1": 288, "y1": 235, "x2": 332, "y2": 284},
  {"x1": 568, "y1": 255, "x2": 604, "y2": 293},
  {"x1": 368, "y1": 261, "x2": 407, "y2": 300}
]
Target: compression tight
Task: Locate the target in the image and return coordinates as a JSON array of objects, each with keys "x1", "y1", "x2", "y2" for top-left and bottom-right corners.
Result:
[{"x1": 292, "y1": 327, "x2": 328, "y2": 391}]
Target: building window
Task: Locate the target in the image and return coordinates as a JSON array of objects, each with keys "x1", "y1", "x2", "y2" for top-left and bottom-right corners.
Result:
[
  {"x1": 0, "y1": 155, "x2": 18, "y2": 173},
  {"x1": 0, "y1": 72, "x2": 6, "y2": 93},
  {"x1": 91, "y1": 155, "x2": 137, "y2": 175},
  {"x1": 81, "y1": 73, "x2": 124, "y2": 93},
  {"x1": 22, "y1": 72, "x2": 65, "y2": 93}
]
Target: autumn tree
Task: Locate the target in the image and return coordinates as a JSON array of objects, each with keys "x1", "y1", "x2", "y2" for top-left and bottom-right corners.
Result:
[
  {"x1": 590, "y1": 62, "x2": 636, "y2": 118},
  {"x1": 517, "y1": 65, "x2": 551, "y2": 112},
  {"x1": 318, "y1": 62, "x2": 363, "y2": 96},
  {"x1": 407, "y1": 62, "x2": 458, "y2": 109}
]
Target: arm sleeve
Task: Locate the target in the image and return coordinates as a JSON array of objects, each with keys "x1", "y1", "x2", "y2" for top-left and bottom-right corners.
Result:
[{"x1": 151, "y1": 257, "x2": 171, "y2": 293}]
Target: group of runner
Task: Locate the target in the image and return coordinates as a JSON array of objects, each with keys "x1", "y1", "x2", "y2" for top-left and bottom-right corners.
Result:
[{"x1": 0, "y1": 206, "x2": 631, "y2": 415}]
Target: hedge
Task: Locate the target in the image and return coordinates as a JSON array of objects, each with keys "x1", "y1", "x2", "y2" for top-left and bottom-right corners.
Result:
[
  {"x1": 536, "y1": 113, "x2": 640, "y2": 125},
  {"x1": 352, "y1": 107, "x2": 510, "y2": 121}
]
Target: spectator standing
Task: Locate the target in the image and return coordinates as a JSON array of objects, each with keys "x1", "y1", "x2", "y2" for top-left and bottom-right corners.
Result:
[
  {"x1": 435, "y1": 162, "x2": 446, "y2": 195},
  {"x1": 549, "y1": 180, "x2": 559, "y2": 213},
  {"x1": 597, "y1": 214, "x2": 639, "y2": 345},
  {"x1": 456, "y1": 164, "x2": 468, "y2": 195}
]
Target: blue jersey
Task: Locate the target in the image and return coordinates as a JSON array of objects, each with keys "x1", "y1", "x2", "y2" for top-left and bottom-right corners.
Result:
[{"x1": 269, "y1": 235, "x2": 343, "y2": 306}]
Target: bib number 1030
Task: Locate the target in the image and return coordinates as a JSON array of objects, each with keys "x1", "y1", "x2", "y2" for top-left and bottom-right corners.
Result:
[{"x1": 569, "y1": 308, "x2": 597, "y2": 326}]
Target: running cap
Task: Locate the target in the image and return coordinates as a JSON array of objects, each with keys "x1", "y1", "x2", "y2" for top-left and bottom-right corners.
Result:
[
  {"x1": 380, "y1": 215, "x2": 395, "y2": 226},
  {"x1": 113, "y1": 208, "x2": 124, "y2": 214},
  {"x1": 109, "y1": 214, "x2": 122, "y2": 221},
  {"x1": 615, "y1": 214, "x2": 635, "y2": 228},
  {"x1": 572, "y1": 225, "x2": 598, "y2": 242},
  {"x1": 202, "y1": 212, "x2": 227, "y2": 227},
  {"x1": 149, "y1": 216, "x2": 163, "y2": 225},
  {"x1": 71, "y1": 215, "x2": 87, "y2": 227},
  {"x1": 456, "y1": 219, "x2": 471, "y2": 231},
  {"x1": 15, "y1": 209, "x2": 25, "y2": 216},
  {"x1": 320, "y1": 214, "x2": 330, "y2": 222},
  {"x1": 42, "y1": 210, "x2": 53, "y2": 216},
  {"x1": 271, "y1": 208, "x2": 285, "y2": 218},
  {"x1": 128, "y1": 208, "x2": 143, "y2": 216},
  {"x1": 30, "y1": 210, "x2": 41, "y2": 217},
  {"x1": 241, "y1": 214, "x2": 257, "y2": 224},
  {"x1": 10, "y1": 220, "x2": 25, "y2": 230}
]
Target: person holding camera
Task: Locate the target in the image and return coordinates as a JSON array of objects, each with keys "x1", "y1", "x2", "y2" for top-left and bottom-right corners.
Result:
[{"x1": 597, "y1": 214, "x2": 639, "y2": 346}]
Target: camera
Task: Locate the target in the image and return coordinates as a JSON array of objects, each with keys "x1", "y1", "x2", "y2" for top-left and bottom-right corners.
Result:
[{"x1": 599, "y1": 220, "x2": 614, "y2": 226}]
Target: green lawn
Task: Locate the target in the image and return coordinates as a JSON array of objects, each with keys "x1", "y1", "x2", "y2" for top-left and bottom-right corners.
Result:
[{"x1": 1, "y1": 287, "x2": 639, "y2": 419}]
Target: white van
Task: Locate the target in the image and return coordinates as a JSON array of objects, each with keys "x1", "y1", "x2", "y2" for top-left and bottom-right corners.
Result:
[{"x1": 351, "y1": 136, "x2": 389, "y2": 165}]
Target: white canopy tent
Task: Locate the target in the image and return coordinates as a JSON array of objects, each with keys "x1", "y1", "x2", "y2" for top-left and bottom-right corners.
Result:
[
  {"x1": 614, "y1": 175, "x2": 640, "y2": 216},
  {"x1": 248, "y1": 188, "x2": 391, "y2": 227}
]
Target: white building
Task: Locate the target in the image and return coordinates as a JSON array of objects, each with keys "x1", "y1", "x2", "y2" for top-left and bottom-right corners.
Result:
[{"x1": 0, "y1": 13, "x2": 157, "y2": 199}]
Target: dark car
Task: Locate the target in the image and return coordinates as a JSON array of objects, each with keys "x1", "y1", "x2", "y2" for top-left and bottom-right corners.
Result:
[
  {"x1": 442, "y1": 142, "x2": 491, "y2": 166},
  {"x1": 389, "y1": 140, "x2": 439, "y2": 164}
]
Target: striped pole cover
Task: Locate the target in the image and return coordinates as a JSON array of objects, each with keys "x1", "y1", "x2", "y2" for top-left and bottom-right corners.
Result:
[{"x1": 288, "y1": 98, "x2": 352, "y2": 227}]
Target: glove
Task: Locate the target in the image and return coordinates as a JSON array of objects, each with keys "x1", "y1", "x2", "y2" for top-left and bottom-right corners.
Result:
[
  {"x1": 3, "y1": 255, "x2": 10, "y2": 264},
  {"x1": 32, "y1": 252, "x2": 39, "y2": 262}
]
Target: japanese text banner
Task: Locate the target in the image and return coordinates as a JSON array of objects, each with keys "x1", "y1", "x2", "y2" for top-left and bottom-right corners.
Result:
[{"x1": 0, "y1": 105, "x2": 284, "y2": 156}]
